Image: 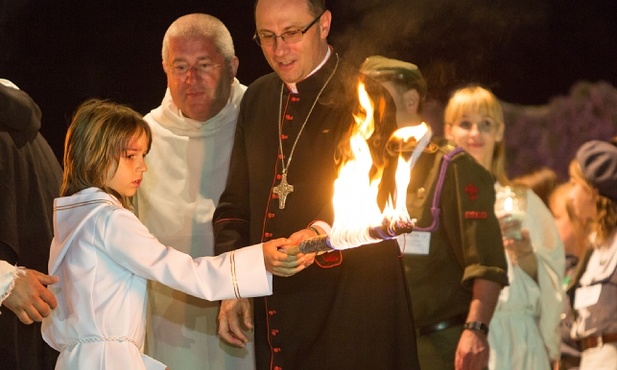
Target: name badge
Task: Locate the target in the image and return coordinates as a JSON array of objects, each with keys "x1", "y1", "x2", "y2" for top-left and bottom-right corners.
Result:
[
  {"x1": 574, "y1": 284, "x2": 602, "y2": 310},
  {"x1": 397, "y1": 231, "x2": 431, "y2": 255}
]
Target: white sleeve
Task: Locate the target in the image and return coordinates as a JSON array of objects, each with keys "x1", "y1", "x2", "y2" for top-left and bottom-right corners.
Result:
[
  {"x1": 524, "y1": 189, "x2": 565, "y2": 361},
  {"x1": 0, "y1": 260, "x2": 25, "y2": 307},
  {"x1": 101, "y1": 208, "x2": 273, "y2": 301}
]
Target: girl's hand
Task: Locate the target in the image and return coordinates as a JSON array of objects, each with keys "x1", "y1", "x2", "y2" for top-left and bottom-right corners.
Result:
[{"x1": 262, "y1": 238, "x2": 309, "y2": 277}]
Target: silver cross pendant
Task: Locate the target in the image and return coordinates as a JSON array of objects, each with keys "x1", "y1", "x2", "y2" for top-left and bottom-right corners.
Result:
[{"x1": 272, "y1": 173, "x2": 294, "y2": 209}]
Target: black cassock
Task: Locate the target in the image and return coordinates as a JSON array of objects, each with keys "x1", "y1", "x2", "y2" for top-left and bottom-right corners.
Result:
[
  {"x1": 214, "y1": 53, "x2": 419, "y2": 370},
  {"x1": 0, "y1": 82, "x2": 61, "y2": 370}
]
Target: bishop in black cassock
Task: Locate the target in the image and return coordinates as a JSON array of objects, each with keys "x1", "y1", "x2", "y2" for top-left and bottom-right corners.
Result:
[{"x1": 214, "y1": 50, "x2": 420, "y2": 370}]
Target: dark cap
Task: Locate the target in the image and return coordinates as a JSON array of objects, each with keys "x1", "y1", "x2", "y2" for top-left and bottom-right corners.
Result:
[
  {"x1": 359, "y1": 55, "x2": 426, "y2": 97},
  {"x1": 576, "y1": 140, "x2": 617, "y2": 202}
]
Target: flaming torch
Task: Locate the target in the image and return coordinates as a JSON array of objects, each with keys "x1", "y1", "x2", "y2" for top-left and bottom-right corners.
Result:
[{"x1": 287, "y1": 82, "x2": 431, "y2": 255}]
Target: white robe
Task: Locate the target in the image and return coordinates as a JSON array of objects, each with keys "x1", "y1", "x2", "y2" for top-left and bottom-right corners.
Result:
[
  {"x1": 134, "y1": 80, "x2": 255, "y2": 369},
  {"x1": 489, "y1": 186, "x2": 565, "y2": 370},
  {"x1": 41, "y1": 188, "x2": 272, "y2": 370}
]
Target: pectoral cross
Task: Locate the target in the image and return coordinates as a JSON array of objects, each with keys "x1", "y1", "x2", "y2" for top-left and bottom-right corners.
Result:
[{"x1": 272, "y1": 173, "x2": 294, "y2": 209}]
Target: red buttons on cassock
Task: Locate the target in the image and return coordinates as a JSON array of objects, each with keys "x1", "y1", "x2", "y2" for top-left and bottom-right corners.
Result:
[
  {"x1": 285, "y1": 114, "x2": 293, "y2": 120},
  {"x1": 291, "y1": 96, "x2": 300, "y2": 102},
  {"x1": 276, "y1": 174, "x2": 282, "y2": 180},
  {"x1": 273, "y1": 347, "x2": 281, "y2": 353},
  {"x1": 271, "y1": 329, "x2": 279, "y2": 336},
  {"x1": 268, "y1": 310, "x2": 277, "y2": 316},
  {"x1": 264, "y1": 232, "x2": 272, "y2": 238},
  {"x1": 278, "y1": 154, "x2": 284, "y2": 159},
  {"x1": 274, "y1": 366, "x2": 282, "y2": 370},
  {"x1": 281, "y1": 134, "x2": 288, "y2": 140},
  {"x1": 267, "y1": 213, "x2": 275, "y2": 219}
]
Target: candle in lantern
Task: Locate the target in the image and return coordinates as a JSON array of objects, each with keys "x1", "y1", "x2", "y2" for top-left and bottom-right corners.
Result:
[{"x1": 494, "y1": 185, "x2": 526, "y2": 240}]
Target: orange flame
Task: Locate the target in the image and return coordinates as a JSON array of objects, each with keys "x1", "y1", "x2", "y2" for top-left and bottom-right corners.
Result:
[
  {"x1": 328, "y1": 82, "x2": 426, "y2": 248},
  {"x1": 388, "y1": 124, "x2": 430, "y2": 216}
]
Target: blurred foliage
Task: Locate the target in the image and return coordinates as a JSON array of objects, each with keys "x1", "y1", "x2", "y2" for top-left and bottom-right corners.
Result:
[{"x1": 502, "y1": 80, "x2": 617, "y2": 180}]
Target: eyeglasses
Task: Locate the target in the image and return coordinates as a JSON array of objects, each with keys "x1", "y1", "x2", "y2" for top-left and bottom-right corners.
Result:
[
  {"x1": 253, "y1": 11, "x2": 325, "y2": 47},
  {"x1": 452, "y1": 119, "x2": 498, "y2": 133},
  {"x1": 168, "y1": 62, "x2": 222, "y2": 78}
]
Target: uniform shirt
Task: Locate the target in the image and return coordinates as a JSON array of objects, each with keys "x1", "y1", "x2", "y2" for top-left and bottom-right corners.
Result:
[{"x1": 400, "y1": 139, "x2": 509, "y2": 327}]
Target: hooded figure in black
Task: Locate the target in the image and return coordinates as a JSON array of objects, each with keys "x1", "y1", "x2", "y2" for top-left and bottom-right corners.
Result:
[{"x1": 0, "y1": 80, "x2": 62, "y2": 370}]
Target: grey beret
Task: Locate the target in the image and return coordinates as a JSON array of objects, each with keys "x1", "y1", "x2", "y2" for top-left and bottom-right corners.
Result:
[{"x1": 576, "y1": 140, "x2": 617, "y2": 202}]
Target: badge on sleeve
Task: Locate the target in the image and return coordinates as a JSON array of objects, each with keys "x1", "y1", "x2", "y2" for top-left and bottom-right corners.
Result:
[
  {"x1": 465, "y1": 211, "x2": 488, "y2": 219},
  {"x1": 465, "y1": 182, "x2": 479, "y2": 201}
]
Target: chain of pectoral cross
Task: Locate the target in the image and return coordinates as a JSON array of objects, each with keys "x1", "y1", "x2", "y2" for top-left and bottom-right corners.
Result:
[{"x1": 272, "y1": 54, "x2": 339, "y2": 209}]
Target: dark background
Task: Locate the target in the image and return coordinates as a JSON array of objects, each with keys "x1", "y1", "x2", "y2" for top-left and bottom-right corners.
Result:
[{"x1": 1, "y1": 0, "x2": 616, "y2": 166}]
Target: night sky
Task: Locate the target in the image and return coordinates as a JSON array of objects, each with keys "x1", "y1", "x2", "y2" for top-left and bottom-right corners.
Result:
[{"x1": 1, "y1": 0, "x2": 616, "y2": 162}]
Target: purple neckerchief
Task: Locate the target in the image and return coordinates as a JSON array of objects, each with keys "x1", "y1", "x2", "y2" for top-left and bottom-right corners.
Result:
[{"x1": 414, "y1": 146, "x2": 465, "y2": 232}]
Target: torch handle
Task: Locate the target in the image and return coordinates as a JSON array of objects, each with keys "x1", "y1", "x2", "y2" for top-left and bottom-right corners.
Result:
[
  {"x1": 285, "y1": 234, "x2": 332, "y2": 255},
  {"x1": 284, "y1": 219, "x2": 413, "y2": 255}
]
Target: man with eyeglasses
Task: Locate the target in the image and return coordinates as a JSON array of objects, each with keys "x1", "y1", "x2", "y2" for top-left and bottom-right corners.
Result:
[
  {"x1": 361, "y1": 56, "x2": 509, "y2": 370},
  {"x1": 213, "y1": 0, "x2": 420, "y2": 369},
  {"x1": 134, "y1": 13, "x2": 254, "y2": 370}
]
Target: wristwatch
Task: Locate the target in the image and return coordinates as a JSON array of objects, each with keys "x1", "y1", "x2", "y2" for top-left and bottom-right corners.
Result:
[{"x1": 463, "y1": 321, "x2": 489, "y2": 335}]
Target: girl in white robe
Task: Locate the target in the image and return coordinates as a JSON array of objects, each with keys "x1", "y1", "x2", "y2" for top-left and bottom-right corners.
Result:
[{"x1": 41, "y1": 99, "x2": 306, "y2": 370}]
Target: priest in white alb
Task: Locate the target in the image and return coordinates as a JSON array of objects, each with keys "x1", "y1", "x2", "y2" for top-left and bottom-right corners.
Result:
[{"x1": 135, "y1": 14, "x2": 253, "y2": 370}]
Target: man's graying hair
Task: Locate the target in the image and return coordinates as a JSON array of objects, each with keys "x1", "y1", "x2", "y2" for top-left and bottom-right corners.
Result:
[
  {"x1": 254, "y1": 0, "x2": 326, "y2": 17},
  {"x1": 162, "y1": 13, "x2": 235, "y2": 64}
]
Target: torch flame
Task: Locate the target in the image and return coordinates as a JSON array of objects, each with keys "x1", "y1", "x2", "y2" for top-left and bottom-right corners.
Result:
[
  {"x1": 329, "y1": 82, "x2": 383, "y2": 248},
  {"x1": 328, "y1": 82, "x2": 429, "y2": 249},
  {"x1": 388, "y1": 124, "x2": 431, "y2": 217}
]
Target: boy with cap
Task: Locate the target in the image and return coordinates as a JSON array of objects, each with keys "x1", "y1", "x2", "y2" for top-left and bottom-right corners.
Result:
[
  {"x1": 567, "y1": 140, "x2": 617, "y2": 370},
  {"x1": 360, "y1": 56, "x2": 508, "y2": 370}
]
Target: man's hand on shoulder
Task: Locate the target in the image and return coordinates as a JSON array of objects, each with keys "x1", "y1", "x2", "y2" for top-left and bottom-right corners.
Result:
[{"x1": 4, "y1": 269, "x2": 58, "y2": 324}]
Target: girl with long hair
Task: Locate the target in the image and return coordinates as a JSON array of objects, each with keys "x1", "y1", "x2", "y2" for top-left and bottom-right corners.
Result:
[{"x1": 41, "y1": 99, "x2": 305, "y2": 370}]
